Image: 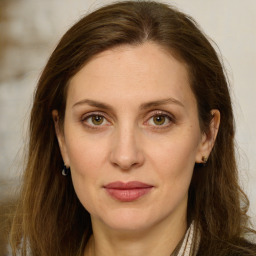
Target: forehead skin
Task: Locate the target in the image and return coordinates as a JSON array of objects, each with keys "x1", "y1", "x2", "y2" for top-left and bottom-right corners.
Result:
[{"x1": 67, "y1": 42, "x2": 197, "y2": 120}]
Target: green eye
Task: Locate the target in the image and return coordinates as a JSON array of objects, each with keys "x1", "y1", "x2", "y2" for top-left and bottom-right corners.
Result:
[
  {"x1": 82, "y1": 113, "x2": 111, "y2": 128},
  {"x1": 153, "y1": 115, "x2": 167, "y2": 125},
  {"x1": 91, "y1": 115, "x2": 104, "y2": 125},
  {"x1": 147, "y1": 113, "x2": 172, "y2": 127}
]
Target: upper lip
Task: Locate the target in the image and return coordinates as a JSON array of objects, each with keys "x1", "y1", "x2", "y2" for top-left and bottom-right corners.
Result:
[{"x1": 103, "y1": 181, "x2": 153, "y2": 189}]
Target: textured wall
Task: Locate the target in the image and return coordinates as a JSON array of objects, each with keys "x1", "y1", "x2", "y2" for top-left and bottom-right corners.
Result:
[{"x1": 0, "y1": 0, "x2": 255, "y2": 220}]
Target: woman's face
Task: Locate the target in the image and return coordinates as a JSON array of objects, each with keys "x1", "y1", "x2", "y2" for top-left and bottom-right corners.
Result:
[{"x1": 55, "y1": 42, "x2": 213, "y2": 232}]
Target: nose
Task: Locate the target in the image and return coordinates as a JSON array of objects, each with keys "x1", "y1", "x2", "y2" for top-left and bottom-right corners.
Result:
[{"x1": 110, "y1": 125, "x2": 145, "y2": 170}]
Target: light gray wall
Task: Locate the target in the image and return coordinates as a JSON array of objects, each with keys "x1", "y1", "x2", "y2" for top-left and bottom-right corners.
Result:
[{"x1": 0, "y1": 0, "x2": 255, "y2": 224}]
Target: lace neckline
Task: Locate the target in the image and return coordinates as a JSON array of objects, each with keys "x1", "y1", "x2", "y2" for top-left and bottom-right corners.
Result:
[{"x1": 171, "y1": 221, "x2": 199, "y2": 256}]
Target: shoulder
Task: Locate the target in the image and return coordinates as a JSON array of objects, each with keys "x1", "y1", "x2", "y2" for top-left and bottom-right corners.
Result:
[{"x1": 197, "y1": 239, "x2": 256, "y2": 256}]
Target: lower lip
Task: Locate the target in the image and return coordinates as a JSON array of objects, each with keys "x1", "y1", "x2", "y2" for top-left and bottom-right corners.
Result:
[{"x1": 105, "y1": 187, "x2": 152, "y2": 202}]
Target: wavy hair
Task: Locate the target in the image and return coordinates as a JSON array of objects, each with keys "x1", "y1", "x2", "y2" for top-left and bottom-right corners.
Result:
[{"x1": 10, "y1": 1, "x2": 255, "y2": 255}]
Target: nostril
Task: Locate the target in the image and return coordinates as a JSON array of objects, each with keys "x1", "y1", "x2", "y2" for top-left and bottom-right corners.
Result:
[
  {"x1": 109, "y1": 129, "x2": 145, "y2": 170},
  {"x1": 110, "y1": 149, "x2": 144, "y2": 170}
]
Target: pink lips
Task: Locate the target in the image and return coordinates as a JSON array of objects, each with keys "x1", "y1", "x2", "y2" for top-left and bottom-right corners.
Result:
[{"x1": 103, "y1": 181, "x2": 153, "y2": 202}]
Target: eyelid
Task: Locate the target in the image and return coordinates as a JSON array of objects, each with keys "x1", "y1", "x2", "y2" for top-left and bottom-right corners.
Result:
[
  {"x1": 144, "y1": 110, "x2": 175, "y2": 127},
  {"x1": 80, "y1": 110, "x2": 175, "y2": 129},
  {"x1": 81, "y1": 111, "x2": 112, "y2": 128},
  {"x1": 145, "y1": 110, "x2": 175, "y2": 119},
  {"x1": 81, "y1": 111, "x2": 108, "y2": 120}
]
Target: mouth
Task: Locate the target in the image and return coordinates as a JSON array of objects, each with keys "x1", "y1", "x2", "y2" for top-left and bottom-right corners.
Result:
[{"x1": 103, "y1": 181, "x2": 154, "y2": 202}]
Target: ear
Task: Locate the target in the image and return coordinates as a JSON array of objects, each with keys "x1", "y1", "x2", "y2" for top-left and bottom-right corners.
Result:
[
  {"x1": 52, "y1": 110, "x2": 70, "y2": 167},
  {"x1": 195, "y1": 109, "x2": 220, "y2": 163}
]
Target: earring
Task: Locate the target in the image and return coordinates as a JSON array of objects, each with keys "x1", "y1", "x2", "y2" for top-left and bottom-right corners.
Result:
[
  {"x1": 62, "y1": 165, "x2": 70, "y2": 176},
  {"x1": 202, "y1": 156, "x2": 208, "y2": 165}
]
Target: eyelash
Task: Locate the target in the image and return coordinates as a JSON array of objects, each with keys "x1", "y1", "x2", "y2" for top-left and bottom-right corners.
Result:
[
  {"x1": 145, "y1": 111, "x2": 175, "y2": 129},
  {"x1": 81, "y1": 112, "x2": 111, "y2": 129},
  {"x1": 81, "y1": 111, "x2": 175, "y2": 129}
]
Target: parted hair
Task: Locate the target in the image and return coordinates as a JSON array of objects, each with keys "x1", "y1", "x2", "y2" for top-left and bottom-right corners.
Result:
[{"x1": 10, "y1": 1, "x2": 255, "y2": 255}]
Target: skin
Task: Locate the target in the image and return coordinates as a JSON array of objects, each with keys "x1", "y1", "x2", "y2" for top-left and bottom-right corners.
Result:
[{"x1": 53, "y1": 42, "x2": 220, "y2": 256}]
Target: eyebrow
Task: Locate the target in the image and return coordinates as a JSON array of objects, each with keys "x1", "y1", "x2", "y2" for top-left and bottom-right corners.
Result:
[
  {"x1": 72, "y1": 99, "x2": 113, "y2": 110},
  {"x1": 139, "y1": 98, "x2": 184, "y2": 109},
  {"x1": 72, "y1": 97, "x2": 184, "y2": 110}
]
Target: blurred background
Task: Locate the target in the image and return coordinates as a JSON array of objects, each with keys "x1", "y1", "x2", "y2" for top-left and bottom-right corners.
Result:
[{"x1": 0, "y1": 0, "x2": 255, "y2": 254}]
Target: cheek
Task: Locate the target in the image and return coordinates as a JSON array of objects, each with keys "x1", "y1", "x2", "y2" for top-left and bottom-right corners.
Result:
[
  {"x1": 149, "y1": 129, "x2": 200, "y2": 168},
  {"x1": 65, "y1": 136, "x2": 109, "y2": 214},
  {"x1": 146, "y1": 128, "x2": 200, "y2": 188},
  {"x1": 65, "y1": 132, "x2": 108, "y2": 175}
]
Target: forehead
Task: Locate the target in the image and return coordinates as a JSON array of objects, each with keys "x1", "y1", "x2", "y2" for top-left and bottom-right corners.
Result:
[{"x1": 67, "y1": 42, "x2": 195, "y2": 109}]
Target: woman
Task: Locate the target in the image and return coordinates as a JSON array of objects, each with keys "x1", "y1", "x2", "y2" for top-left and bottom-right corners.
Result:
[{"x1": 10, "y1": 1, "x2": 256, "y2": 255}]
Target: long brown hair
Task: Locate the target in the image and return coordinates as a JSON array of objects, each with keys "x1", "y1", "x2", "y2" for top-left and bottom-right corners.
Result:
[{"x1": 10, "y1": 1, "x2": 255, "y2": 255}]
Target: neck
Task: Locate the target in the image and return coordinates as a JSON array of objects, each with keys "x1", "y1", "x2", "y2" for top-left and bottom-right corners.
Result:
[{"x1": 84, "y1": 214, "x2": 187, "y2": 256}]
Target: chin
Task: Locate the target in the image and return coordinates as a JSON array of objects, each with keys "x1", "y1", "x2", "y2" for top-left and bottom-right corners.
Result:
[{"x1": 95, "y1": 207, "x2": 163, "y2": 233}]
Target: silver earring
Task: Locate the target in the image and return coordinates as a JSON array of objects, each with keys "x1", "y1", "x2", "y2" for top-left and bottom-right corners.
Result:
[{"x1": 62, "y1": 165, "x2": 70, "y2": 176}]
